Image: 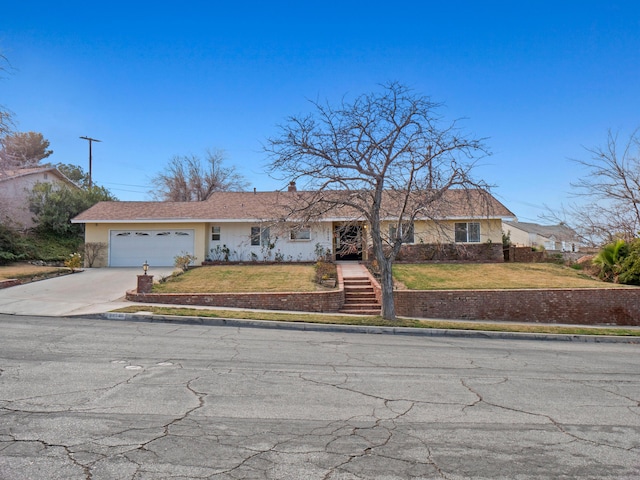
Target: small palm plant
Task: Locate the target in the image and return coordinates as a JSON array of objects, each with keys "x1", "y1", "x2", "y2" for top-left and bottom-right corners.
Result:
[{"x1": 592, "y1": 239, "x2": 628, "y2": 282}]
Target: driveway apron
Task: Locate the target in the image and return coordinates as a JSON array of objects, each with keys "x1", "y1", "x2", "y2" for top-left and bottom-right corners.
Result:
[{"x1": 0, "y1": 267, "x2": 175, "y2": 317}]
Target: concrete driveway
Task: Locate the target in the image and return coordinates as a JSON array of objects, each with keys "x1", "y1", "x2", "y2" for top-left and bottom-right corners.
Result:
[{"x1": 0, "y1": 267, "x2": 176, "y2": 317}]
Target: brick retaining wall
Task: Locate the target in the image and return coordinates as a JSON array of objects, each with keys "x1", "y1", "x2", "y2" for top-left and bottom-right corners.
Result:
[
  {"x1": 127, "y1": 288, "x2": 345, "y2": 313},
  {"x1": 126, "y1": 264, "x2": 639, "y2": 326},
  {"x1": 393, "y1": 288, "x2": 640, "y2": 326}
]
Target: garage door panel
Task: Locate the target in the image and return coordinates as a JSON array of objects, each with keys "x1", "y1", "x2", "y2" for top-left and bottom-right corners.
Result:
[{"x1": 109, "y1": 230, "x2": 194, "y2": 267}]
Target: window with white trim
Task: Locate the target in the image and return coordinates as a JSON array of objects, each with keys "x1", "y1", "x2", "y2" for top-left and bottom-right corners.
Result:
[
  {"x1": 290, "y1": 226, "x2": 311, "y2": 241},
  {"x1": 211, "y1": 226, "x2": 221, "y2": 241},
  {"x1": 455, "y1": 222, "x2": 481, "y2": 243}
]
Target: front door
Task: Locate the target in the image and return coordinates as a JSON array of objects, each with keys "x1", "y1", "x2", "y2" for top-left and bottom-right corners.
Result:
[{"x1": 334, "y1": 224, "x2": 363, "y2": 261}]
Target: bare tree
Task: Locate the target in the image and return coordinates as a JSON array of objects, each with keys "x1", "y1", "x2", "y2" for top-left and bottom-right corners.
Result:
[
  {"x1": 266, "y1": 82, "x2": 491, "y2": 320},
  {"x1": 0, "y1": 131, "x2": 53, "y2": 169},
  {"x1": 0, "y1": 53, "x2": 14, "y2": 140},
  {"x1": 150, "y1": 149, "x2": 248, "y2": 201},
  {"x1": 566, "y1": 129, "x2": 640, "y2": 245}
]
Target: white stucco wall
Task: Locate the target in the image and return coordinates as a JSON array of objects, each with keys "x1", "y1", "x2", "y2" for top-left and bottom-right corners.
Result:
[{"x1": 205, "y1": 221, "x2": 333, "y2": 262}]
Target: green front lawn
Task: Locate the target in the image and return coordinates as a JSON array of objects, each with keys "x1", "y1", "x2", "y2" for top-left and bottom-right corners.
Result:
[
  {"x1": 153, "y1": 264, "x2": 319, "y2": 293},
  {"x1": 393, "y1": 263, "x2": 623, "y2": 290}
]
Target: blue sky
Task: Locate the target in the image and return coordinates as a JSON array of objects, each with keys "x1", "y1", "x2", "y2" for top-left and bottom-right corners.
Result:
[{"x1": 2, "y1": 1, "x2": 639, "y2": 222}]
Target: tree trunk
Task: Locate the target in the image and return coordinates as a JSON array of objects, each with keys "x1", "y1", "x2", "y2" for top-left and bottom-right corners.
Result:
[{"x1": 379, "y1": 258, "x2": 396, "y2": 320}]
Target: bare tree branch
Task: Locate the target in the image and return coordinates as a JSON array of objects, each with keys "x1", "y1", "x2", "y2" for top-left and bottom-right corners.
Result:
[{"x1": 561, "y1": 129, "x2": 640, "y2": 245}]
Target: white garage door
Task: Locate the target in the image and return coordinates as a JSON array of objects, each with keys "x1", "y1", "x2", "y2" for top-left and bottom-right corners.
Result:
[{"x1": 109, "y1": 229, "x2": 195, "y2": 267}]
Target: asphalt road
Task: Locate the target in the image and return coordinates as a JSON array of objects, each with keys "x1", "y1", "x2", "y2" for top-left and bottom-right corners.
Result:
[{"x1": 0, "y1": 314, "x2": 638, "y2": 480}]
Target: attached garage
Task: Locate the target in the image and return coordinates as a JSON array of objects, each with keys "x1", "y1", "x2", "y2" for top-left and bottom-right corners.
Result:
[{"x1": 109, "y1": 229, "x2": 195, "y2": 267}]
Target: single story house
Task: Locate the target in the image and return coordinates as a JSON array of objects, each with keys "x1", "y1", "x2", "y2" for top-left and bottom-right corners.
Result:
[
  {"x1": 0, "y1": 166, "x2": 79, "y2": 230},
  {"x1": 504, "y1": 221, "x2": 581, "y2": 252},
  {"x1": 72, "y1": 188, "x2": 516, "y2": 267}
]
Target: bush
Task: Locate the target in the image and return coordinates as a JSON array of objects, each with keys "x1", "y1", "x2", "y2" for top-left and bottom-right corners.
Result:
[
  {"x1": 593, "y1": 239, "x2": 628, "y2": 282},
  {"x1": 174, "y1": 252, "x2": 197, "y2": 271},
  {"x1": 619, "y1": 239, "x2": 640, "y2": 285},
  {"x1": 84, "y1": 242, "x2": 107, "y2": 267},
  {"x1": 314, "y1": 260, "x2": 336, "y2": 284},
  {"x1": 22, "y1": 233, "x2": 82, "y2": 263},
  {"x1": 64, "y1": 252, "x2": 83, "y2": 272},
  {"x1": 0, "y1": 223, "x2": 24, "y2": 265},
  {"x1": 0, "y1": 226, "x2": 81, "y2": 265}
]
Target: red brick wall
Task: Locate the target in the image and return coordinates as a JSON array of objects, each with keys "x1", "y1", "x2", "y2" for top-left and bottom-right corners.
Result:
[
  {"x1": 505, "y1": 246, "x2": 546, "y2": 262},
  {"x1": 127, "y1": 289, "x2": 345, "y2": 313},
  {"x1": 126, "y1": 276, "x2": 640, "y2": 326},
  {"x1": 0, "y1": 279, "x2": 21, "y2": 289},
  {"x1": 393, "y1": 288, "x2": 640, "y2": 326},
  {"x1": 392, "y1": 243, "x2": 505, "y2": 262}
]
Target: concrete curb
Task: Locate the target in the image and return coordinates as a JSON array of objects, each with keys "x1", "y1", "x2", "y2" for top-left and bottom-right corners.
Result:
[{"x1": 91, "y1": 312, "x2": 640, "y2": 344}]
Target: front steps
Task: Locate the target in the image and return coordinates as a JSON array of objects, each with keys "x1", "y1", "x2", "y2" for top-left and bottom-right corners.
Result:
[{"x1": 340, "y1": 275, "x2": 381, "y2": 315}]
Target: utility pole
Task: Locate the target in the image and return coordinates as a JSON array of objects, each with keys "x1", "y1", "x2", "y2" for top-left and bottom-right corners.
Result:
[{"x1": 79, "y1": 136, "x2": 101, "y2": 188}]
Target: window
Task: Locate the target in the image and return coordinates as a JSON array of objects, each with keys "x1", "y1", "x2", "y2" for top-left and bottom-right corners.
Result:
[
  {"x1": 290, "y1": 226, "x2": 311, "y2": 241},
  {"x1": 250, "y1": 226, "x2": 261, "y2": 246},
  {"x1": 211, "y1": 226, "x2": 221, "y2": 241},
  {"x1": 455, "y1": 222, "x2": 481, "y2": 243},
  {"x1": 389, "y1": 223, "x2": 415, "y2": 243},
  {"x1": 251, "y1": 226, "x2": 271, "y2": 246}
]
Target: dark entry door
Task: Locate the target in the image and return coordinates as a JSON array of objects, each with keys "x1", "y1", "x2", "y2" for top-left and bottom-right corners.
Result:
[{"x1": 334, "y1": 224, "x2": 363, "y2": 261}]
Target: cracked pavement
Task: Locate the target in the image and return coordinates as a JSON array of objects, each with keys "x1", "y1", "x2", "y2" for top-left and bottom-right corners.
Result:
[{"x1": 0, "y1": 314, "x2": 638, "y2": 479}]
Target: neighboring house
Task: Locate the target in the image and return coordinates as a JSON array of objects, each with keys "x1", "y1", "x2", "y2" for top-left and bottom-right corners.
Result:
[
  {"x1": 72, "y1": 188, "x2": 516, "y2": 267},
  {"x1": 504, "y1": 221, "x2": 580, "y2": 252},
  {"x1": 0, "y1": 166, "x2": 79, "y2": 230}
]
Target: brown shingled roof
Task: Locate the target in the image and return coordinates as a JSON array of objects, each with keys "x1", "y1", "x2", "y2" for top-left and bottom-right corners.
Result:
[{"x1": 72, "y1": 189, "x2": 515, "y2": 223}]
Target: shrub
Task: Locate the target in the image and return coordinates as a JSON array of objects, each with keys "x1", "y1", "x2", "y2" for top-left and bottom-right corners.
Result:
[
  {"x1": 593, "y1": 239, "x2": 628, "y2": 282},
  {"x1": 618, "y1": 239, "x2": 640, "y2": 285},
  {"x1": 174, "y1": 251, "x2": 197, "y2": 271},
  {"x1": 314, "y1": 260, "x2": 336, "y2": 284},
  {"x1": 84, "y1": 242, "x2": 107, "y2": 267},
  {"x1": 64, "y1": 252, "x2": 83, "y2": 272},
  {"x1": 0, "y1": 223, "x2": 24, "y2": 265}
]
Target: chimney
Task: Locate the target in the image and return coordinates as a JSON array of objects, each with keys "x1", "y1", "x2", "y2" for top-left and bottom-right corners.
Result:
[{"x1": 288, "y1": 181, "x2": 297, "y2": 192}]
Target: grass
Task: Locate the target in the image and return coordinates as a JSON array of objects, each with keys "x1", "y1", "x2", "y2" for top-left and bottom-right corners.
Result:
[
  {"x1": 113, "y1": 306, "x2": 640, "y2": 337},
  {"x1": 153, "y1": 264, "x2": 320, "y2": 293},
  {"x1": 393, "y1": 263, "x2": 625, "y2": 290},
  {"x1": 0, "y1": 262, "x2": 69, "y2": 281}
]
